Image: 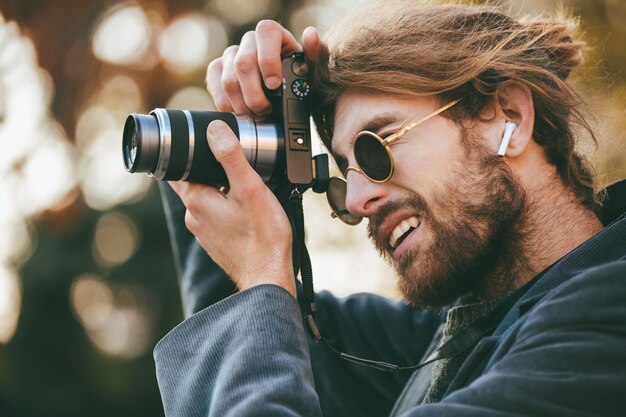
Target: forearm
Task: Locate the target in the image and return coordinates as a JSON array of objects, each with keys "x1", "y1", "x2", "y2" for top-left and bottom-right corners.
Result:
[{"x1": 154, "y1": 284, "x2": 322, "y2": 417}]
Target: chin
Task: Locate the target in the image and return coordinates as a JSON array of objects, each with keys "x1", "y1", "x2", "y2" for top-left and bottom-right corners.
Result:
[{"x1": 392, "y1": 244, "x2": 466, "y2": 308}]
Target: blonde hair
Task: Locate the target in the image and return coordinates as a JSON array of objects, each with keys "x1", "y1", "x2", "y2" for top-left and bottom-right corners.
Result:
[{"x1": 311, "y1": 1, "x2": 600, "y2": 210}]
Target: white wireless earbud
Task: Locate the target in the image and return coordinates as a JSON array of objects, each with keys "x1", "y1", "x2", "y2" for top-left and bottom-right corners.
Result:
[{"x1": 497, "y1": 121, "x2": 517, "y2": 157}]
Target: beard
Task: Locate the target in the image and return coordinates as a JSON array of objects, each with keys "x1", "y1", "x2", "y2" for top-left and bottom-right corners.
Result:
[{"x1": 367, "y1": 134, "x2": 530, "y2": 308}]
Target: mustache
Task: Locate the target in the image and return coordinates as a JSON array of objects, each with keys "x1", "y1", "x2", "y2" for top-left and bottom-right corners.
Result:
[{"x1": 366, "y1": 193, "x2": 430, "y2": 245}]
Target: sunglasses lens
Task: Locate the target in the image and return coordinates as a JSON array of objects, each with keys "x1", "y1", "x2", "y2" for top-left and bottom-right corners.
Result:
[
  {"x1": 326, "y1": 177, "x2": 362, "y2": 225},
  {"x1": 354, "y1": 133, "x2": 392, "y2": 181}
]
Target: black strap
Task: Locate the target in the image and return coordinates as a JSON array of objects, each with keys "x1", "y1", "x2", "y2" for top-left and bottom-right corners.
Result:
[
  {"x1": 323, "y1": 291, "x2": 519, "y2": 373},
  {"x1": 289, "y1": 187, "x2": 322, "y2": 340}
]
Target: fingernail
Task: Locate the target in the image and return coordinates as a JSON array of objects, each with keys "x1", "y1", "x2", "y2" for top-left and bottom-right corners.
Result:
[
  {"x1": 265, "y1": 76, "x2": 280, "y2": 89},
  {"x1": 304, "y1": 26, "x2": 318, "y2": 37},
  {"x1": 208, "y1": 120, "x2": 227, "y2": 136}
]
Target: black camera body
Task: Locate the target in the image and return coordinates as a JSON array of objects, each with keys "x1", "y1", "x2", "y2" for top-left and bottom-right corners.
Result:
[{"x1": 122, "y1": 53, "x2": 329, "y2": 191}]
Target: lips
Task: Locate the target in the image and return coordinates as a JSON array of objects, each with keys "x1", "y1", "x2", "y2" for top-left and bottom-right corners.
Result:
[
  {"x1": 368, "y1": 195, "x2": 428, "y2": 259},
  {"x1": 373, "y1": 208, "x2": 423, "y2": 255}
]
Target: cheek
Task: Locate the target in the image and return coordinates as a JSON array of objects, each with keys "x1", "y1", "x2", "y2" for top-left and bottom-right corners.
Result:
[{"x1": 392, "y1": 131, "x2": 464, "y2": 199}]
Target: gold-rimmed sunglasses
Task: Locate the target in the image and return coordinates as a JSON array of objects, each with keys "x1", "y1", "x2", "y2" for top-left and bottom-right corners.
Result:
[{"x1": 327, "y1": 98, "x2": 463, "y2": 225}]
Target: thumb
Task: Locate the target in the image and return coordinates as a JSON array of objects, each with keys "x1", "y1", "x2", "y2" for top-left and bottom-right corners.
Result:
[
  {"x1": 302, "y1": 26, "x2": 324, "y2": 65},
  {"x1": 207, "y1": 120, "x2": 262, "y2": 191}
]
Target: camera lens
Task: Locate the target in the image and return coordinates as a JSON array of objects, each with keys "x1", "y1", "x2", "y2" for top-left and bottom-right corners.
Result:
[
  {"x1": 122, "y1": 114, "x2": 161, "y2": 173},
  {"x1": 122, "y1": 109, "x2": 282, "y2": 185}
]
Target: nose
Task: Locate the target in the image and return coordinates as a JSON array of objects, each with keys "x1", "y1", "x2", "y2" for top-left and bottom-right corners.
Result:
[{"x1": 344, "y1": 170, "x2": 388, "y2": 218}]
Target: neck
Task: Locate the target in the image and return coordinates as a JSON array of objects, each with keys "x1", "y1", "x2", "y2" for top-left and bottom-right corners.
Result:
[
  {"x1": 515, "y1": 170, "x2": 603, "y2": 287},
  {"x1": 477, "y1": 165, "x2": 603, "y2": 301}
]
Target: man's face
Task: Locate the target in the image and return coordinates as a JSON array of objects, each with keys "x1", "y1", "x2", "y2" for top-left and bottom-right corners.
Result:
[{"x1": 331, "y1": 91, "x2": 529, "y2": 307}]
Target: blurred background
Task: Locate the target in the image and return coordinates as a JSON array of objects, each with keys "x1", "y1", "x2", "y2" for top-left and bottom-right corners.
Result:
[{"x1": 0, "y1": 0, "x2": 623, "y2": 416}]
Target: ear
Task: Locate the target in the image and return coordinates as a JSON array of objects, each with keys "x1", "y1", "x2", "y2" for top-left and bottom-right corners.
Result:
[{"x1": 494, "y1": 81, "x2": 535, "y2": 158}]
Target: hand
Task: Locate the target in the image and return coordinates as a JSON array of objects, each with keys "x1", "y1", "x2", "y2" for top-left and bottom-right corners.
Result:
[
  {"x1": 206, "y1": 20, "x2": 323, "y2": 116},
  {"x1": 169, "y1": 121, "x2": 296, "y2": 298}
]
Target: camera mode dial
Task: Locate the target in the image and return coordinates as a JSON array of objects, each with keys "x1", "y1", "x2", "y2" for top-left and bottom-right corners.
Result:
[{"x1": 291, "y1": 79, "x2": 310, "y2": 99}]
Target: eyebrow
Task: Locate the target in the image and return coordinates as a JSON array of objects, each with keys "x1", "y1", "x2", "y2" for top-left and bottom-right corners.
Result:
[
  {"x1": 331, "y1": 114, "x2": 404, "y2": 160},
  {"x1": 354, "y1": 114, "x2": 403, "y2": 136}
]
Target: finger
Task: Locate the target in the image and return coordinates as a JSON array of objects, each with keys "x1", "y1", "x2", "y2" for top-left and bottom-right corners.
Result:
[
  {"x1": 255, "y1": 20, "x2": 302, "y2": 90},
  {"x1": 301, "y1": 26, "x2": 322, "y2": 65},
  {"x1": 206, "y1": 58, "x2": 234, "y2": 112},
  {"x1": 234, "y1": 31, "x2": 272, "y2": 116},
  {"x1": 171, "y1": 180, "x2": 226, "y2": 223},
  {"x1": 182, "y1": 199, "x2": 222, "y2": 238},
  {"x1": 183, "y1": 209, "x2": 198, "y2": 234},
  {"x1": 168, "y1": 180, "x2": 188, "y2": 197},
  {"x1": 206, "y1": 120, "x2": 263, "y2": 196},
  {"x1": 220, "y1": 45, "x2": 249, "y2": 114},
  {"x1": 168, "y1": 180, "x2": 217, "y2": 203}
]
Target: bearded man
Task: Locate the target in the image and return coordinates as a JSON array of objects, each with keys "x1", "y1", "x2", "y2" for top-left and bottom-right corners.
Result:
[{"x1": 152, "y1": 2, "x2": 626, "y2": 416}]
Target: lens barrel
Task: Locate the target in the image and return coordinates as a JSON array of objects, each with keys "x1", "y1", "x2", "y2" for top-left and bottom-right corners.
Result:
[
  {"x1": 122, "y1": 114, "x2": 161, "y2": 173},
  {"x1": 122, "y1": 109, "x2": 282, "y2": 185}
]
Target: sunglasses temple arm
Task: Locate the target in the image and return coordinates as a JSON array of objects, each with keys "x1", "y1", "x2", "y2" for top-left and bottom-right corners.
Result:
[{"x1": 385, "y1": 98, "x2": 463, "y2": 145}]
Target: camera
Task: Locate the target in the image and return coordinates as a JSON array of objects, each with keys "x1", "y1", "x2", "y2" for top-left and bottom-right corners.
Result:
[{"x1": 122, "y1": 53, "x2": 329, "y2": 191}]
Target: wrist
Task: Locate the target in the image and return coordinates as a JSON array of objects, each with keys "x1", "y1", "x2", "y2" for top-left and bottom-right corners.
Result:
[
  {"x1": 238, "y1": 273, "x2": 297, "y2": 299},
  {"x1": 238, "y1": 269, "x2": 297, "y2": 299}
]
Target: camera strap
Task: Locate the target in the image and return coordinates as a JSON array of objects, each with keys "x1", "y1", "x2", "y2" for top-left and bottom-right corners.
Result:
[{"x1": 288, "y1": 187, "x2": 323, "y2": 341}]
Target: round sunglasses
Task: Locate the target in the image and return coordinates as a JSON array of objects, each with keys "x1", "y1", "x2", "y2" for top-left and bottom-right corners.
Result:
[{"x1": 327, "y1": 98, "x2": 463, "y2": 225}]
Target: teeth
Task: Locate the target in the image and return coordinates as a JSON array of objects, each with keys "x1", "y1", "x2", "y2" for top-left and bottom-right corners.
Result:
[{"x1": 389, "y1": 216, "x2": 421, "y2": 249}]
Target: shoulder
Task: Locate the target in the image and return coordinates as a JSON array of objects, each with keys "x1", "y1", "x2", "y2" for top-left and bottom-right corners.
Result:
[
  {"x1": 528, "y1": 259, "x2": 625, "y2": 323},
  {"x1": 432, "y1": 260, "x2": 626, "y2": 417},
  {"x1": 512, "y1": 258, "x2": 626, "y2": 352}
]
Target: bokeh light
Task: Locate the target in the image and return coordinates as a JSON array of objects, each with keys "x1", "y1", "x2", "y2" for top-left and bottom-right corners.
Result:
[
  {"x1": 166, "y1": 86, "x2": 216, "y2": 110},
  {"x1": 288, "y1": 0, "x2": 359, "y2": 36},
  {"x1": 92, "y1": 212, "x2": 141, "y2": 269},
  {"x1": 288, "y1": 4, "x2": 337, "y2": 36},
  {"x1": 86, "y1": 305, "x2": 153, "y2": 359},
  {"x1": 75, "y1": 75, "x2": 152, "y2": 210},
  {"x1": 158, "y1": 13, "x2": 228, "y2": 74},
  {"x1": 91, "y1": 3, "x2": 154, "y2": 67},
  {"x1": 16, "y1": 134, "x2": 77, "y2": 216},
  {"x1": 0, "y1": 13, "x2": 81, "y2": 345},
  {"x1": 93, "y1": 74, "x2": 144, "y2": 115},
  {"x1": 0, "y1": 266, "x2": 22, "y2": 344},
  {"x1": 0, "y1": 18, "x2": 78, "y2": 217},
  {"x1": 212, "y1": 0, "x2": 278, "y2": 26},
  {"x1": 71, "y1": 274, "x2": 114, "y2": 331},
  {"x1": 71, "y1": 274, "x2": 154, "y2": 359},
  {"x1": 0, "y1": 218, "x2": 33, "y2": 267}
]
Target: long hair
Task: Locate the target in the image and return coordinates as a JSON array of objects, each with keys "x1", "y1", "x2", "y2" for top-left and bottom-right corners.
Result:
[{"x1": 311, "y1": 0, "x2": 601, "y2": 210}]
